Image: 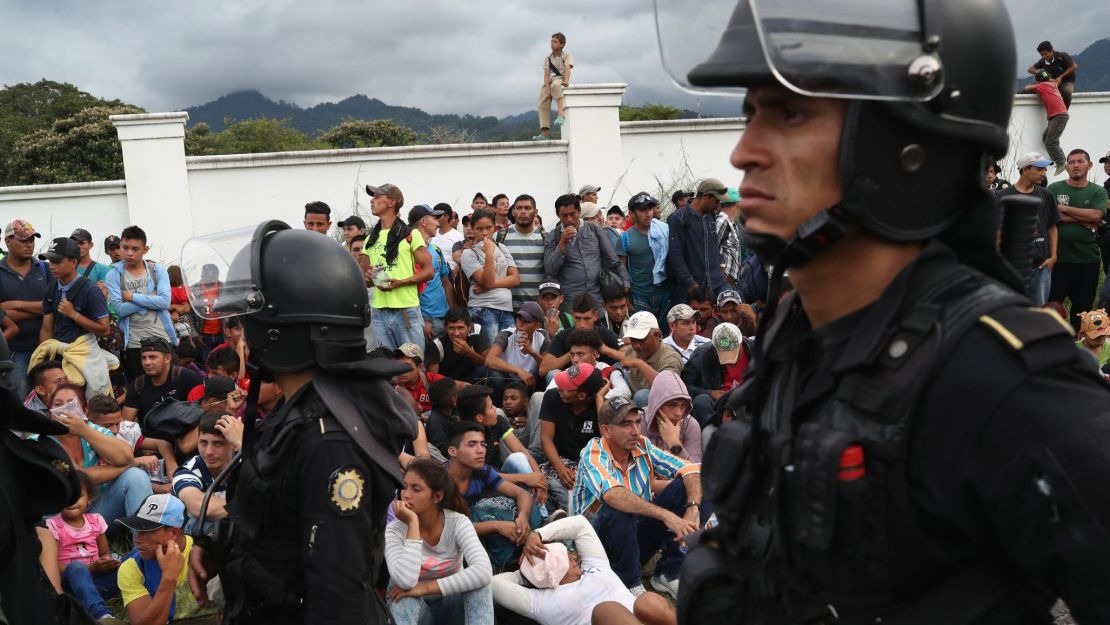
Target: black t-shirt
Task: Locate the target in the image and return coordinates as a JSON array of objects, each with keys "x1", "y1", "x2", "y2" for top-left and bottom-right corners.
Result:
[
  {"x1": 484, "y1": 414, "x2": 513, "y2": 468},
  {"x1": 539, "y1": 388, "x2": 599, "y2": 460},
  {"x1": 996, "y1": 185, "x2": 1062, "y2": 262},
  {"x1": 425, "y1": 409, "x2": 456, "y2": 457},
  {"x1": 426, "y1": 333, "x2": 490, "y2": 382},
  {"x1": 543, "y1": 326, "x2": 622, "y2": 365},
  {"x1": 124, "y1": 366, "x2": 203, "y2": 421},
  {"x1": 1033, "y1": 51, "x2": 1076, "y2": 83}
]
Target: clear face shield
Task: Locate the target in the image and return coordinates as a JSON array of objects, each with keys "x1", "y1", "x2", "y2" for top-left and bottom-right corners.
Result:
[
  {"x1": 654, "y1": 0, "x2": 945, "y2": 101},
  {"x1": 180, "y1": 224, "x2": 278, "y2": 321}
]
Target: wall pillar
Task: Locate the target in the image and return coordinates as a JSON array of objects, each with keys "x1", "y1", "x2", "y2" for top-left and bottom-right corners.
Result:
[
  {"x1": 110, "y1": 112, "x2": 192, "y2": 262},
  {"x1": 563, "y1": 83, "x2": 627, "y2": 206}
]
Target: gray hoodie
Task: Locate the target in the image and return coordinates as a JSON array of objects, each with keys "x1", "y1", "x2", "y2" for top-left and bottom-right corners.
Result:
[{"x1": 642, "y1": 370, "x2": 702, "y2": 462}]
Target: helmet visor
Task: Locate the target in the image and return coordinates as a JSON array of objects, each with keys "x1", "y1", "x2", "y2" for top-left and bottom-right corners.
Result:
[
  {"x1": 180, "y1": 226, "x2": 265, "y2": 320},
  {"x1": 656, "y1": 0, "x2": 945, "y2": 101}
]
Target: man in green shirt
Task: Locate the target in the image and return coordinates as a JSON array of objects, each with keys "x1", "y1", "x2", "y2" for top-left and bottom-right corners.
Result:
[
  {"x1": 364, "y1": 183, "x2": 434, "y2": 352},
  {"x1": 1048, "y1": 149, "x2": 1110, "y2": 329}
]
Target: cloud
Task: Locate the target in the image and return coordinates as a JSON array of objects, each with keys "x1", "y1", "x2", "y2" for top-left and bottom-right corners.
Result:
[{"x1": 0, "y1": 0, "x2": 1105, "y2": 118}]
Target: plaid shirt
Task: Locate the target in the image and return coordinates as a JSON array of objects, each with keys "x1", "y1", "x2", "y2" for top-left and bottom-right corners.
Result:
[
  {"x1": 717, "y1": 212, "x2": 742, "y2": 284},
  {"x1": 570, "y1": 435, "x2": 701, "y2": 517}
]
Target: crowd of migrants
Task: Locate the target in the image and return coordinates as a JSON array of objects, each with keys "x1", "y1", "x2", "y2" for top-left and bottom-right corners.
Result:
[{"x1": 5, "y1": 43, "x2": 1108, "y2": 625}]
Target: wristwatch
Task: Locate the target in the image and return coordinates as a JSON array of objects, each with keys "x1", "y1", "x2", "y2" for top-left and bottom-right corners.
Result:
[{"x1": 669, "y1": 443, "x2": 683, "y2": 455}]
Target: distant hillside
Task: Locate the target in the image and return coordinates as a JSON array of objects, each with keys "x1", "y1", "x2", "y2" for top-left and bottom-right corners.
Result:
[
  {"x1": 183, "y1": 90, "x2": 701, "y2": 143},
  {"x1": 1017, "y1": 37, "x2": 1110, "y2": 92},
  {"x1": 184, "y1": 90, "x2": 541, "y2": 142}
]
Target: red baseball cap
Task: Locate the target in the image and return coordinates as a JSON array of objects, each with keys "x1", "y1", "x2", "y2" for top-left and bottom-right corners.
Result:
[{"x1": 554, "y1": 362, "x2": 604, "y2": 394}]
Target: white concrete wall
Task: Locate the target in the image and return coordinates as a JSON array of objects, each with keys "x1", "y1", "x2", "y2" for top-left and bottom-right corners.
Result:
[
  {"x1": 0, "y1": 181, "x2": 129, "y2": 264},
  {"x1": 185, "y1": 141, "x2": 571, "y2": 238},
  {"x1": 1, "y1": 87, "x2": 1109, "y2": 266}
]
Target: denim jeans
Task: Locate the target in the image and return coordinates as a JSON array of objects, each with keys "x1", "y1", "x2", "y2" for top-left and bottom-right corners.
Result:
[
  {"x1": 11, "y1": 350, "x2": 31, "y2": 400},
  {"x1": 1028, "y1": 265, "x2": 1052, "y2": 307},
  {"x1": 62, "y1": 561, "x2": 119, "y2": 619},
  {"x1": 468, "y1": 307, "x2": 515, "y2": 348},
  {"x1": 389, "y1": 584, "x2": 494, "y2": 625},
  {"x1": 590, "y1": 478, "x2": 712, "y2": 587},
  {"x1": 422, "y1": 315, "x2": 446, "y2": 340},
  {"x1": 88, "y1": 466, "x2": 153, "y2": 526},
  {"x1": 371, "y1": 306, "x2": 426, "y2": 353},
  {"x1": 631, "y1": 284, "x2": 671, "y2": 332}
]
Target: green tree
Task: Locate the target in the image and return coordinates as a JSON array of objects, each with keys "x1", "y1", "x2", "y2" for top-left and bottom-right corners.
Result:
[
  {"x1": 319, "y1": 118, "x2": 418, "y2": 149},
  {"x1": 619, "y1": 103, "x2": 683, "y2": 122},
  {"x1": 6, "y1": 104, "x2": 144, "y2": 185},
  {"x1": 0, "y1": 79, "x2": 130, "y2": 184},
  {"x1": 184, "y1": 117, "x2": 324, "y2": 156}
]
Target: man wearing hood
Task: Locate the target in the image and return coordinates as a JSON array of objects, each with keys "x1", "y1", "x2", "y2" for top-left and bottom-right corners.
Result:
[{"x1": 642, "y1": 371, "x2": 701, "y2": 463}]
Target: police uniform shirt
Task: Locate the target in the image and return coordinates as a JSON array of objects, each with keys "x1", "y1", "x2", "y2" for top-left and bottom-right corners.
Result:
[{"x1": 755, "y1": 241, "x2": 1110, "y2": 621}]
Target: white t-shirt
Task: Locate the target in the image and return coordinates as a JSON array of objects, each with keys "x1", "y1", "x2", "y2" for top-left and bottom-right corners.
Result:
[
  {"x1": 663, "y1": 333, "x2": 711, "y2": 365},
  {"x1": 431, "y1": 230, "x2": 464, "y2": 273}
]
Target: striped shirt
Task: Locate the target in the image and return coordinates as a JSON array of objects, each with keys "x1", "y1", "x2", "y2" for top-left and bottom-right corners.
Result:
[
  {"x1": 499, "y1": 227, "x2": 546, "y2": 310},
  {"x1": 570, "y1": 435, "x2": 700, "y2": 517}
]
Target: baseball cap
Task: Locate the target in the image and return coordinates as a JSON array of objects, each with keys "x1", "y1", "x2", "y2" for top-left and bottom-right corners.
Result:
[
  {"x1": 1016, "y1": 152, "x2": 1053, "y2": 170},
  {"x1": 607, "y1": 205, "x2": 624, "y2": 217},
  {"x1": 717, "y1": 289, "x2": 743, "y2": 307},
  {"x1": 578, "y1": 184, "x2": 601, "y2": 196},
  {"x1": 139, "y1": 336, "x2": 173, "y2": 354},
  {"x1": 538, "y1": 282, "x2": 562, "y2": 296},
  {"x1": 598, "y1": 395, "x2": 637, "y2": 425},
  {"x1": 554, "y1": 362, "x2": 604, "y2": 395},
  {"x1": 4, "y1": 220, "x2": 40, "y2": 241},
  {"x1": 696, "y1": 178, "x2": 729, "y2": 201},
  {"x1": 519, "y1": 541, "x2": 570, "y2": 589},
  {"x1": 517, "y1": 301, "x2": 544, "y2": 324},
  {"x1": 337, "y1": 215, "x2": 367, "y2": 230},
  {"x1": 365, "y1": 183, "x2": 405, "y2": 207},
  {"x1": 629, "y1": 192, "x2": 660, "y2": 212},
  {"x1": 671, "y1": 190, "x2": 692, "y2": 204},
  {"x1": 721, "y1": 188, "x2": 741, "y2": 206},
  {"x1": 407, "y1": 204, "x2": 444, "y2": 226},
  {"x1": 70, "y1": 228, "x2": 93, "y2": 243},
  {"x1": 116, "y1": 494, "x2": 186, "y2": 532},
  {"x1": 713, "y1": 322, "x2": 744, "y2": 365},
  {"x1": 39, "y1": 237, "x2": 81, "y2": 262},
  {"x1": 104, "y1": 235, "x2": 121, "y2": 250},
  {"x1": 580, "y1": 202, "x2": 601, "y2": 220},
  {"x1": 1099, "y1": 150, "x2": 1110, "y2": 164},
  {"x1": 201, "y1": 376, "x2": 237, "y2": 402},
  {"x1": 624, "y1": 311, "x2": 660, "y2": 340},
  {"x1": 393, "y1": 342, "x2": 424, "y2": 363},
  {"x1": 666, "y1": 304, "x2": 697, "y2": 324}
]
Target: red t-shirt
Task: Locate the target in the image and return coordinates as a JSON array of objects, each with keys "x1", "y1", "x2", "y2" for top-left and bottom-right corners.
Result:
[
  {"x1": 403, "y1": 371, "x2": 447, "y2": 413},
  {"x1": 721, "y1": 346, "x2": 749, "y2": 391},
  {"x1": 1034, "y1": 82, "x2": 1067, "y2": 119},
  {"x1": 196, "y1": 285, "x2": 223, "y2": 336}
]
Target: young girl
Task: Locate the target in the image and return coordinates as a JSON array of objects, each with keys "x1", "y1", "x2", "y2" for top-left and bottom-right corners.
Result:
[
  {"x1": 461, "y1": 209, "x2": 520, "y2": 345},
  {"x1": 45, "y1": 471, "x2": 121, "y2": 621},
  {"x1": 385, "y1": 458, "x2": 494, "y2": 625}
]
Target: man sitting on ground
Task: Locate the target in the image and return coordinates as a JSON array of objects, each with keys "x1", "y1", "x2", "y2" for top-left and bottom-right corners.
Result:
[
  {"x1": 661, "y1": 304, "x2": 711, "y2": 365},
  {"x1": 426, "y1": 307, "x2": 489, "y2": 384},
  {"x1": 172, "y1": 412, "x2": 237, "y2": 536},
  {"x1": 116, "y1": 494, "x2": 214, "y2": 624},
  {"x1": 539, "y1": 363, "x2": 607, "y2": 511},
  {"x1": 620, "y1": 312, "x2": 683, "y2": 406},
  {"x1": 88, "y1": 394, "x2": 178, "y2": 493},
  {"x1": 571, "y1": 397, "x2": 707, "y2": 599},
  {"x1": 456, "y1": 385, "x2": 548, "y2": 507},
  {"x1": 24, "y1": 359, "x2": 66, "y2": 413},
  {"x1": 485, "y1": 302, "x2": 549, "y2": 394},
  {"x1": 122, "y1": 338, "x2": 202, "y2": 425},
  {"x1": 446, "y1": 421, "x2": 541, "y2": 570},
  {"x1": 425, "y1": 377, "x2": 458, "y2": 460},
  {"x1": 681, "y1": 323, "x2": 752, "y2": 427}
]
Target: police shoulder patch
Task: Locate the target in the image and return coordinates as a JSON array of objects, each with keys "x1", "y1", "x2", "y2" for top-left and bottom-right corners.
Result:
[
  {"x1": 329, "y1": 466, "x2": 365, "y2": 515},
  {"x1": 979, "y1": 306, "x2": 1074, "y2": 351}
]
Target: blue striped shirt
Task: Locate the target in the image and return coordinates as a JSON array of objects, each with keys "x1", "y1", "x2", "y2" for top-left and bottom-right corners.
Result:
[{"x1": 570, "y1": 435, "x2": 700, "y2": 517}]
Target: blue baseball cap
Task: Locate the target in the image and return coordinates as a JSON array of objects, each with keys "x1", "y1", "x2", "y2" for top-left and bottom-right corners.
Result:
[{"x1": 116, "y1": 494, "x2": 186, "y2": 531}]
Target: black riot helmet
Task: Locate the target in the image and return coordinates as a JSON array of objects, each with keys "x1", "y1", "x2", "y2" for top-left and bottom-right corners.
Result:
[
  {"x1": 657, "y1": 0, "x2": 1017, "y2": 278},
  {"x1": 182, "y1": 220, "x2": 370, "y2": 373}
]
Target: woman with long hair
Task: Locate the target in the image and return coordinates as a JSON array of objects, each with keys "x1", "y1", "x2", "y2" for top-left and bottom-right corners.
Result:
[{"x1": 385, "y1": 457, "x2": 494, "y2": 625}]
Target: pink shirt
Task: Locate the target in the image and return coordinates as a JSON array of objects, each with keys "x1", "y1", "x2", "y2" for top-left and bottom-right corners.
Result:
[
  {"x1": 46, "y1": 513, "x2": 107, "y2": 568},
  {"x1": 1034, "y1": 82, "x2": 1067, "y2": 119}
]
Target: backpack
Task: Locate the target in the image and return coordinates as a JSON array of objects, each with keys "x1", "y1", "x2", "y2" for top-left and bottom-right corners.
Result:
[
  {"x1": 495, "y1": 224, "x2": 545, "y2": 246},
  {"x1": 134, "y1": 365, "x2": 182, "y2": 394}
]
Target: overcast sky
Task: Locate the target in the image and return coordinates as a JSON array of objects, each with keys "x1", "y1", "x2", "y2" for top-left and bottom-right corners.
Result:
[{"x1": 2, "y1": 0, "x2": 1107, "y2": 119}]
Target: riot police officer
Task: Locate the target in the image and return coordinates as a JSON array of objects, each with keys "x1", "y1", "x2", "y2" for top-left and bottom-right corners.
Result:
[
  {"x1": 181, "y1": 221, "x2": 417, "y2": 624},
  {"x1": 653, "y1": 0, "x2": 1110, "y2": 623}
]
